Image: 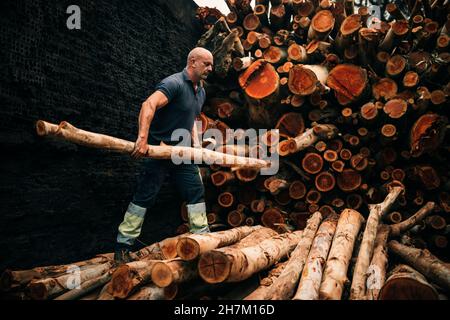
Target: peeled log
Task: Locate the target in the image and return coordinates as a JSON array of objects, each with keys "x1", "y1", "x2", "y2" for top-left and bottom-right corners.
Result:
[
  {"x1": 151, "y1": 259, "x2": 198, "y2": 288},
  {"x1": 409, "y1": 113, "x2": 447, "y2": 158},
  {"x1": 264, "y1": 211, "x2": 323, "y2": 300},
  {"x1": 244, "y1": 261, "x2": 288, "y2": 300},
  {"x1": 36, "y1": 120, "x2": 270, "y2": 170},
  {"x1": 365, "y1": 225, "x2": 390, "y2": 300},
  {"x1": 127, "y1": 283, "x2": 178, "y2": 300},
  {"x1": 327, "y1": 64, "x2": 368, "y2": 105},
  {"x1": 27, "y1": 262, "x2": 112, "y2": 300},
  {"x1": 379, "y1": 264, "x2": 439, "y2": 300},
  {"x1": 350, "y1": 186, "x2": 403, "y2": 300},
  {"x1": 388, "y1": 241, "x2": 450, "y2": 291},
  {"x1": 278, "y1": 124, "x2": 338, "y2": 156},
  {"x1": 133, "y1": 235, "x2": 182, "y2": 260},
  {"x1": 176, "y1": 225, "x2": 262, "y2": 261},
  {"x1": 198, "y1": 231, "x2": 303, "y2": 284},
  {"x1": 293, "y1": 213, "x2": 339, "y2": 300},
  {"x1": 319, "y1": 209, "x2": 364, "y2": 300}
]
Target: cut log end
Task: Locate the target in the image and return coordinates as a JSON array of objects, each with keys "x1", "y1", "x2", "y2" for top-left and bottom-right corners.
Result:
[
  {"x1": 289, "y1": 181, "x2": 306, "y2": 199},
  {"x1": 302, "y1": 153, "x2": 324, "y2": 174},
  {"x1": 337, "y1": 169, "x2": 362, "y2": 192},
  {"x1": 111, "y1": 265, "x2": 134, "y2": 299},
  {"x1": 288, "y1": 65, "x2": 319, "y2": 96},
  {"x1": 383, "y1": 99, "x2": 407, "y2": 119},
  {"x1": 198, "y1": 251, "x2": 231, "y2": 284},
  {"x1": 177, "y1": 237, "x2": 201, "y2": 261},
  {"x1": 151, "y1": 262, "x2": 174, "y2": 288},
  {"x1": 315, "y1": 172, "x2": 336, "y2": 192},
  {"x1": 239, "y1": 59, "x2": 279, "y2": 99}
]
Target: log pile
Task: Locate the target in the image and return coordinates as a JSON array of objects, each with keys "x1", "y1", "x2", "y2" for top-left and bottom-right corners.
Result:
[{"x1": 2, "y1": 0, "x2": 449, "y2": 300}]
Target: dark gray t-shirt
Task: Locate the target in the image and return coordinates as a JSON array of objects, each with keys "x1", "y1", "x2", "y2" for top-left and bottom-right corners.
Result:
[{"x1": 149, "y1": 68, "x2": 205, "y2": 146}]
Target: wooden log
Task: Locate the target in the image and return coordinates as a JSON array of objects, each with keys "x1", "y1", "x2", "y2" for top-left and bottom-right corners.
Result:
[
  {"x1": 390, "y1": 202, "x2": 435, "y2": 237},
  {"x1": 315, "y1": 171, "x2": 336, "y2": 192},
  {"x1": 36, "y1": 121, "x2": 270, "y2": 170},
  {"x1": 287, "y1": 43, "x2": 308, "y2": 62},
  {"x1": 243, "y1": 13, "x2": 261, "y2": 31},
  {"x1": 335, "y1": 14, "x2": 362, "y2": 54},
  {"x1": 54, "y1": 272, "x2": 111, "y2": 300},
  {"x1": 261, "y1": 207, "x2": 286, "y2": 233},
  {"x1": 383, "y1": 99, "x2": 408, "y2": 119},
  {"x1": 319, "y1": 209, "x2": 364, "y2": 300},
  {"x1": 218, "y1": 191, "x2": 235, "y2": 208},
  {"x1": 302, "y1": 152, "x2": 324, "y2": 175},
  {"x1": 97, "y1": 282, "x2": 114, "y2": 300},
  {"x1": 134, "y1": 234, "x2": 183, "y2": 261},
  {"x1": 379, "y1": 20, "x2": 409, "y2": 52},
  {"x1": 127, "y1": 283, "x2": 178, "y2": 300},
  {"x1": 372, "y1": 78, "x2": 398, "y2": 101},
  {"x1": 350, "y1": 186, "x2": 404, "y2": 300},
  {"x1": 227, "y1": 209, "x2": 247, "y2": 227},
  {"x1": 308, "y1": 10, "x2": 335, "y2": 40},
  {"x1": 346, "y1": 193, "x2": 363, "y2": 210},
  {"x1": 409, "y1": 113, "x2": 447, "y2": 158},
  {"x1": 293, "y1": 213, "x2": 339, "y2": 300},
  {"x1": 270, "y1": 4, "x2": 289, "y2": 30},
  {"x1": 239, "y1": 59, "x2": 280, "y2": 99},
  {"x1": 27, "y1": 262, "x2": 112, "y2": 300},
  {"x1": 211, "y1": 171, "x2": 235, "y2": 187},
  {"x1": 176, "y1": 225, "x2": 262, "y2": 261},
  {"x1": 326, "y1": 64, "x2": 368, "y2": 105},
  {"x1": 289, "y1": 180, "x2": 307, "y2": 200},
  {"x1": 151, "y1": 259, "x2": 197, "y2": 288},
  {"x1": 198, "y1": 231, "x2": 303, "y2": 283},
  {"x1": 264, "y1": 211, "x2": 323, "y2": 300},
  {"x1": 255, "y1": 4, "x2": 269, "y2": 27},
  {"x1": 386, "y1": 55, "x2": 407, "y2": 78},
  {"x1": 110, "y1": 260, "x2": 157, "y2": 299},
  {"x1": 244, "y1": 261, "x2": 288, "y2": 300},
  {"x1": 279, "y1": 124, "x2": 338, "y2": 156},
  {"x1": 0, "y1": 254, "x2": 112, "y2": 292},
  {"x1": 336, "y1": 169, "x2": 361, "y2": 192},
  {"x1": 379, "y1": 264, "x2": 439, "y2": 300},
  {"x1": 263, "y1": 46, "x2": 287, "y2": 64},
  {"x1": 235, "y1": 168, "x2": 259, "y2": 182},
  {"x1": 275, "y1": 112, "x2": 305, "y2": 139}
]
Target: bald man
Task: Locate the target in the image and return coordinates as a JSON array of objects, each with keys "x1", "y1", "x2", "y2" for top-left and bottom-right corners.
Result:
[{"x1": 114, "y1": 48, "x2": 214, "y2": 263}]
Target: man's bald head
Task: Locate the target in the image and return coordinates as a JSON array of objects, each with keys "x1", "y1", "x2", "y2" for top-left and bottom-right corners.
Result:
[
  {"x1": 186, "y1": 47, "x2": 214, "y2": 82},
  {"x1": 187, "y1": 47, "x2": 213, "y2": 66}
]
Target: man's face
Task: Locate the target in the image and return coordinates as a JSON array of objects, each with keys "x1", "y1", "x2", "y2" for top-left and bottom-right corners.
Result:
[{"x1": 193, "y1": 54, "x2": 214, "y2": 80}]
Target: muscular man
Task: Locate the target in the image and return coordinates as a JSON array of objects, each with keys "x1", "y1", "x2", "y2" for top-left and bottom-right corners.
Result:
[{"x1": 114, "y1": 47, "x2": 214, "y2": 263}]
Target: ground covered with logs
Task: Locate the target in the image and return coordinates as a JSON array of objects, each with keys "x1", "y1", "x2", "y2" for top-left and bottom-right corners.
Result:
[{"x1": 1, "y1": 0, "x2": 450, "y2": 300}]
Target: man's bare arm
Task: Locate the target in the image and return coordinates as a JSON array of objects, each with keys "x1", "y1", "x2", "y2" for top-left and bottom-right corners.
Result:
[{"x1": 131, "y1": 90, "x2": 169, "y2": 158}]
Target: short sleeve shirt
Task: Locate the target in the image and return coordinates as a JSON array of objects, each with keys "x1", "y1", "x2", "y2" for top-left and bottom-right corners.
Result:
[{"x1": 149, "y1": 68, "x2": 206, "y2": 145}]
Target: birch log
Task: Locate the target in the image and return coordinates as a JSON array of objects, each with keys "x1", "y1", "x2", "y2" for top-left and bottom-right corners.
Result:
[
  {"x1": 350, "y1": 186, "x2": 403, "y2": 300},
  {"x1": 264, "y1": 211, "x2": 323, "y2": 300},
  {"x1": 198, "y1": 231, "x2": 303, "y2": 284},
  {"x1": 319, "y1": 209, "x2": 364, "y2": 300},
  {"x1": 293, "y1": 213, "x2": 339, "y2": 300},
  {"x1": 36, "y1": 120, "x2": 271, "y2": 170}
]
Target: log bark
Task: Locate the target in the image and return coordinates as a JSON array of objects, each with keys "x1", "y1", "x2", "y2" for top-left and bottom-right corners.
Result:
[
  {"x1": 198, "y1": 231, "x2": 303, "y2": 284},
  {"x1": 293, "y1": 213, "x2": 339, "y2": 300},
  {"x1": 319, "y1": 209, "x2": 364, "y2": 300},
  {"x1": 54, "y1": 272, "x2": 111, "y2": 300},
  {"x1": 388, "y1": 240, "x2": 450, "y2": 291},
  {"x1": 0, "y1": 254, "x2": 112, "y2": 292},
  {"x1": 389, "y1": 202, "x2": 435, "y2": 237},
  {"x1": 365, "y1": 224, "x2": 390, "y2": 300},
  {"x1": 244, "y1": 261, "x2": 288, "y2": 300},
  {"x1": 127, "y1": 283, "x2": 178, "y2": 300},
  {"x1": 27, "y1": 262, "x2": 112, "y2": 300},
  {"x1": 264, "y1": 211, "x2": 323, "y2": 300},
  {"x1": 176, "y1": 225, "x2": 263, "y2": 261},
  {"x1": 36, "y1": 121, "x2": 271, "y2": 170},
  {"x1": 379, "y1": 264, "x2": 439, "y2": 300},
  {"x1": 350, "y1": 185, "x2": 403, "y2": 300}
]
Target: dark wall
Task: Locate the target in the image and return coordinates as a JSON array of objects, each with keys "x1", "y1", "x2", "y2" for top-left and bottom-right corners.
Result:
[{"x1": 0, "y1": 0, "x2": 201, "y2": 271}]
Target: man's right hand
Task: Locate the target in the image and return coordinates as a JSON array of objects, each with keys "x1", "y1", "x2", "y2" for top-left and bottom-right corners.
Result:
[{"x1": 131, "y1": 136, "x2": 149, "y2": 159}]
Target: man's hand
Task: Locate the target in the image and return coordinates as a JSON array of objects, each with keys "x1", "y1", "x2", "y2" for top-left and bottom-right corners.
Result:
[{"x1": 131, "y1": 136, "x2": 149, "y2": 159}]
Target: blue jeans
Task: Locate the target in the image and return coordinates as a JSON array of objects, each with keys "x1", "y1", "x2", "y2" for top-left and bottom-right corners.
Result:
[{"x1": 116, "y1": 158, "x2": 205, "y2": 246}]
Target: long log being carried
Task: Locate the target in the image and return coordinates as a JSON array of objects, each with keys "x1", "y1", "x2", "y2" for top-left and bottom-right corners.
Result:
[{"x1": 36, "y1": 120, "x2": 271, "y2": 170}]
